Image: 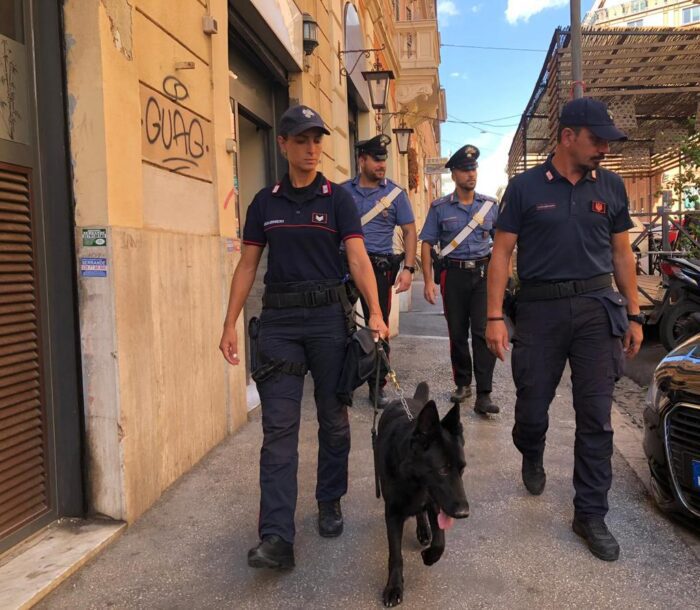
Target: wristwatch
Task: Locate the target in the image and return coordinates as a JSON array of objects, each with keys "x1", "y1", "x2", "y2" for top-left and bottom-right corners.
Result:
[
  {"x1": 627, "y1": 312, "x2": 646, "y2": 325},
  {"x1": 404, "y1": 266, "x2": 416, "y2": 274}
]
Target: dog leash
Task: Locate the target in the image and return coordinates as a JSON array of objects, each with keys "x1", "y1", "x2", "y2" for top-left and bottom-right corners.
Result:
[{"x1": 371, "y1": 341, "x2": 413, "y2": 500}]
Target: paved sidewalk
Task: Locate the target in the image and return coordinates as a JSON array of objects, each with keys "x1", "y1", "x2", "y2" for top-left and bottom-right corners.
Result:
[{"x1": 39, "y1": 283, "x2": 700, "y2": 609}]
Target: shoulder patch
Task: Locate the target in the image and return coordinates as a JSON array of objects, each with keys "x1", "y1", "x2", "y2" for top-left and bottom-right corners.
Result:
[
  {"x1": 477, "y1": 193, "x2": 498, "y2": 203},
  {"x1": 431, "y1": 196, "x2": 449, "y2": 207}
]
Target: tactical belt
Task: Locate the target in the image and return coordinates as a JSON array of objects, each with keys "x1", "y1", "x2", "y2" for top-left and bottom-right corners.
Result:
[
  {"x1": 367, "y1": 252, "x2": 404, "y2": 272},
  {"x1": 262, "y1": 282, "x2": 346, "y2": 309},
  {"x1": 517, "y1": 274, "x2": 612, "y2": 302},
  {"x1": 444, "y1": 256, "x2": 490, "y2": 270}
]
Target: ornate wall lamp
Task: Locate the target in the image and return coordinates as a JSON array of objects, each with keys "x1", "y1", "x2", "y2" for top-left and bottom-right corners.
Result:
[
  {"x1": 302, "y1": 13, "x2": 319, "y2": 71},
  {"x1": 392, "y1": 118, "x2": 414, "y2": 155},
  {"x1": 338, "y1": 44, "x2": 394, "y2": 111}
]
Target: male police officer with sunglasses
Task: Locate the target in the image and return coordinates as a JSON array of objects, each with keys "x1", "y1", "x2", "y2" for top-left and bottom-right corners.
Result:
[
  {"x1": 420, "y1": 145, "x2": 499, "y2": 415},
  {"x1": 341, "y1": 134, "x2": 417, "y2": 407}
]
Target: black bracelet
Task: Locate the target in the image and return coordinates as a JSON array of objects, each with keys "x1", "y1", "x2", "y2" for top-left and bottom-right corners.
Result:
[{"x1": 487, "y1": 316, "x2": 505, "y2": 322}]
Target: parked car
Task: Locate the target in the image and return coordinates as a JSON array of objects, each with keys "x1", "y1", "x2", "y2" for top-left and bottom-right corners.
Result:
[{"x1": 644, "y1": 333, "x2": 700, "y2": 530}]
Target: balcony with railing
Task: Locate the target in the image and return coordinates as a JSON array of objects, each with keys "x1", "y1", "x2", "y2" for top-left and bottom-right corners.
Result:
[{"x1": 393, "y1": 18, "x2": 441, "y2": 120}]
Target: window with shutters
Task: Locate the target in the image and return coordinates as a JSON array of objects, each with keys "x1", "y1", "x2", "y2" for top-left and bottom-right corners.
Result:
[{"x1": 0, "y1": 162, "x2": 49, "y2": 542}]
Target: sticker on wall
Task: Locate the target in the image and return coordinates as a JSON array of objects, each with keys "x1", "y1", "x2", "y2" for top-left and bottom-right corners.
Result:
[
  {"x1": 82, "y1": 228, "x2": 107, "y2": 247},
  {"x1": 80, "y1": 257, "x2": 108, "y2": 277}
]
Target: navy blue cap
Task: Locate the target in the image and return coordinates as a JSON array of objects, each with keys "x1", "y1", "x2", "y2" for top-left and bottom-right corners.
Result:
[
  {"x1": 279, "y1": 105, "x2": 330, "y2": 136},
  {"x1": 356, "y1": 134, "x2": 391, "y2": 160},
  {"x1": 446, "y1": 144, "x2": 480, "y2": 170},
  {"x1": 559, "y1": 98, "x2": 627, "y2": 141}
]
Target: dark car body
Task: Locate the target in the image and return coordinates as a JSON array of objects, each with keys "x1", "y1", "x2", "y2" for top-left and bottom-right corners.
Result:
[{"x1": 644, "y1": 334, "x2": 700, "y2": 529}]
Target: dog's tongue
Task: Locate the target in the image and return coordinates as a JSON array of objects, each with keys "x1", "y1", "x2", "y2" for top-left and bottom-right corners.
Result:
[{"x1": 438, "y1": 510, "x2": 455, "y2": 531}]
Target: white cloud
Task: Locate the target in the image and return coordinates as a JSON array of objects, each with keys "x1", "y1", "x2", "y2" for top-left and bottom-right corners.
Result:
[
  {"x1": 505, "y1": 0, "x2": 568, "y2": 24},
  {"x1": 442, "y1": 132, "x2": 515, "y2": 197},
  {"x1": 438, "y1": 1, "x2": 460, "y2": 17},
  {"x1": 477, "y1": 131, "x2": 516, "y2": 196},
  {"x1": 450, "y1": 72, "x2": 461, "y2": 77},
  {"x1": 471, "y1": 4, "x2": 483, "y2": 13}
]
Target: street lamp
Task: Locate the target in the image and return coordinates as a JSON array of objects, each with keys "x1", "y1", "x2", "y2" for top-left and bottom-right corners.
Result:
[
  {"x1": 361, "y1": 67, "x2": 395, "y2": 111},
  {"x1": 392, "y1": 122, "x2": 414, "y2": 155},
  {"x1": 302, "y1": 13, "x2": 319, "y2": 56}
]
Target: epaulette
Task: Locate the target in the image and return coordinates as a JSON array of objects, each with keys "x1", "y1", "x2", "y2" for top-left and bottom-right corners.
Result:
[
  {"x1": 431, "y1": 195, "x2": 449, "y2": 207},
  {"x1": 477, "y1": 193, "x2": 498, "y2": 203}
]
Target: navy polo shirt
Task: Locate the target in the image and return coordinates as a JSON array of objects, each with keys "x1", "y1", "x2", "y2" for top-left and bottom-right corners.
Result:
[
  {"x1": 496, "y1": 154, "x2": 633, "y2": 281},
  {"x1": 419, "y1": 191, "x2": 498, "y2": 260},
  {"x1": 340, "y1": 177, "x2": 414, "y2": 254},
  {"x1": 242, "y1": 173, "x2": 363, "y2": 284}
]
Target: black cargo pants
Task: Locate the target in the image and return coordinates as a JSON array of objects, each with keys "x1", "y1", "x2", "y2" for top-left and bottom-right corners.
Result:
[{"x1": 511, "y1": 292, "x2": 626, "y2": 517}]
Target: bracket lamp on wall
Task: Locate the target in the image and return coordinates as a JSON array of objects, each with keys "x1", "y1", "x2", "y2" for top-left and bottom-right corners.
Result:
[
  {"x1": 302, "y1": 13, "x2": 319, "y2": 56},
  {"x1": 392, "y1": 119, "x2": 414, "y2": 155},
  {"x1": 338, "y1": 44, "x2": 394, "y2": 110}
]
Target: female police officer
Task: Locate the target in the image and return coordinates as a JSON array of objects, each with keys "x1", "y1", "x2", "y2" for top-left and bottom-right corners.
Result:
[{"x1": 219, "y1": 105, "x2": 388, "y2": 570}]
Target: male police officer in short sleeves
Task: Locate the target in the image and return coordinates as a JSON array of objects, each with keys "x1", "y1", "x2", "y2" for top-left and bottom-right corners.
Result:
[
  {"x1": 341, "y1": 135, "x2": 417, "y2": 407},
  {"x1": 420, "y1": 145, "x2": 500, "y2": 415},
  {"x1": 486, "y1": 98, "x2": 643, "y2": 562}
]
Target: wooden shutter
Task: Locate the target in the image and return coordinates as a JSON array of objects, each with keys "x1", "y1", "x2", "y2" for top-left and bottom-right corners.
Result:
[{"x1": 0, "y1": 162, "x2": 49, "y2": 540}]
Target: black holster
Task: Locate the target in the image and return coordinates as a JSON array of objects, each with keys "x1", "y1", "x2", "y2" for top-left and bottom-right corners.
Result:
[
  {"x1": 430, "y1": 249, "x2": 444, "y2": 285},
  {"x1": 248, "y1": 315, "x2": 308, "y2": 383}
]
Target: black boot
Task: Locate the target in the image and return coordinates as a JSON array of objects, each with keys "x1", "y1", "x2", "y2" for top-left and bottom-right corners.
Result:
[
  {"x1": 450, "y1": 385, "x2": 472, "y2": 403},
  {"x1": 318, "y1": 500, "x2": 344, "y2": 537},
  {"x1": 522, "y1": 456, "x2": 546, "y2": 495},
  {"x1": 247, "y1": 535, "x2": 295, "y2": 569},
  {"x1": 572, "y1": 516, "x2": 620, "y2": 561},
  {"x1": 474, "y1": 392, "x2": 500, "y2": 415},
  {"x1": 369, "y1": 385, "x2": 390, "y2": 408}
]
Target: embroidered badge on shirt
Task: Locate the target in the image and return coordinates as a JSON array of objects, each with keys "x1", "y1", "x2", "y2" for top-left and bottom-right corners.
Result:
[
  {"x1": 312, "y1": 212, "x2": 328, "y2": 224},
  {"x1": 592, "y1": 200, "x2": 607, "y2": 215}
]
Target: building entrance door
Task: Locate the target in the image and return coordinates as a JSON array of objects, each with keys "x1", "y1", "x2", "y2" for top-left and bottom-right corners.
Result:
[{"x1": 0, "y1": 0, "x2": 83, "y2": 553}]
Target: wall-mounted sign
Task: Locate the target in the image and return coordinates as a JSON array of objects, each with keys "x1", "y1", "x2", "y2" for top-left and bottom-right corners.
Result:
[
  {"x1": 140, "y1": 79, "x2": 213, "y2": 182},
  {"x1": 80, "y1": 257, "x2": 108, "y2": 278},
  {"x1": 0, "y1": 34, "x2": 30, "y2": 145},
  {"x1": 249, "y1": 0, "x2": 303, "y2": 70},
  {"x1": 425, "y1": 157, "x2": 449, "y2": 175},
  {"x1": 82, "y1": 228, "x2": 107, "y2": 247}
]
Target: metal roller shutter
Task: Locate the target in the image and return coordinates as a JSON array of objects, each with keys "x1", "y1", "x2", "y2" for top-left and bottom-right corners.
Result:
[{"x1": 0, "y1": 162, "x2": 49, "y2": 541}]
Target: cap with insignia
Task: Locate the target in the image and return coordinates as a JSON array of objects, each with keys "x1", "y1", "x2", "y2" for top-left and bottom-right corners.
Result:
[
  {"x1": 445, "y1": 144, "x2": 480, "y2": 171},
  {"x1": 279, "y1": 105, "x2": 331, "y2": 136},
  {"x1": 559, "y1": 97, "x2": 627, "y2": 142},
  {"x1": 355, "y1": 134, "x2": 392, "y2": 161}
]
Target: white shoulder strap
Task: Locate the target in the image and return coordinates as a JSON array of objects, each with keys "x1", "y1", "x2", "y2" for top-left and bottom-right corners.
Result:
[
  {"x1": 360, "y1": 186, "x2": 403, "y2": 226},
  {"x1": 439, "y1": 199, "x2": 496, "y2": 258}
]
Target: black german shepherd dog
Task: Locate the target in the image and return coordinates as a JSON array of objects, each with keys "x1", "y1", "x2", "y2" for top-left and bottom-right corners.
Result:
[{"x1": 376, "y1": 382, "x2": 469, "y2": 607}]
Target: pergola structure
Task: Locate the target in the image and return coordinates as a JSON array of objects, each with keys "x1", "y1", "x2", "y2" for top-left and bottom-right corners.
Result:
[{"x1": 508, "y1": 27, "x2": 700, "y2": 178}]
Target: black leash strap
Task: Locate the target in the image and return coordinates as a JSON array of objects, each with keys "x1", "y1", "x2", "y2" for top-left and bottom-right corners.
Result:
[{"x1": 371, "y1": 340, "x2": 384, "y2": 499}]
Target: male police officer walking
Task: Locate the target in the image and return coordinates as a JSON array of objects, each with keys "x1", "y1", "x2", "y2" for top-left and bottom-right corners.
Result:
[
  {"x1": 219, "y1": 105, "x2": 388, "y2": 570},
  {"x1": 486, "y1": 98, "x2": 643, "y2": 562},
  {"x1": 341, "y1": 135, "x2": 417, "y2": 407},
  {"x1": 420, "y1": 145, "x2": 499, "y2": 415}
]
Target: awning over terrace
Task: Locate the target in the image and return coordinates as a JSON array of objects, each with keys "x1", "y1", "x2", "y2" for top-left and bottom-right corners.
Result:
[{"x1": 508, "y1": 27, "x2": 700, "y2": 178}]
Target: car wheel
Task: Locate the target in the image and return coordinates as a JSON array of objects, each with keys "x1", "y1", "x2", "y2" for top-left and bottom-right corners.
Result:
[{"x1": 659, "y1": 299, "x2": 700, "y2": 351}]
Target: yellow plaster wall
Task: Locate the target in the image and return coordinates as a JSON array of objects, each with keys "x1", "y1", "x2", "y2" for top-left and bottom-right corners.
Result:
[{"x1": 65, "y1": 0, "x2": 247, "y2": 523}]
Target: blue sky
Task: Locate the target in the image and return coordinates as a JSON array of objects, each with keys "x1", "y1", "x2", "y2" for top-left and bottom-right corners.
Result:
[{"x1": 437, "y1": 0, "x2": 597, "y2": 194}]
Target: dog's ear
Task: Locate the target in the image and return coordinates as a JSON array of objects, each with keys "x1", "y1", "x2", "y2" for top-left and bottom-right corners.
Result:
[
  {"x1": 441, "y1": 403, "x2": 463, "y2": 436},
  {"x1": 413, "y1": 382, "x2": 430, "y2": 405},
  {"x1": 415, "y1": 400, "x2": 440, "y2": 437}
]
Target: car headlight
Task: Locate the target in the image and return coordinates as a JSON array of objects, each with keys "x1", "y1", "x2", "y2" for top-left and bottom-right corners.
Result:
[{"x1": 646, "y1": 379, "x2": 669, "y2": 412}]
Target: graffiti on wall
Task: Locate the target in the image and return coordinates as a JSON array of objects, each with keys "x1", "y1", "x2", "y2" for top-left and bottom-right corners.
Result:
[{"x1": 140, "y1": 75, "x2": 212, "y2": 181}]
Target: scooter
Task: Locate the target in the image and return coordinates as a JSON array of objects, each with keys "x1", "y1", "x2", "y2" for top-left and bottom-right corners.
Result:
[{"x1": 658, "y1": 257, "x2": 700, "y2": 350}]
